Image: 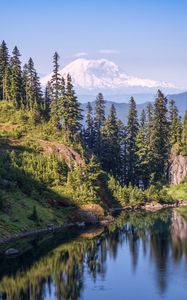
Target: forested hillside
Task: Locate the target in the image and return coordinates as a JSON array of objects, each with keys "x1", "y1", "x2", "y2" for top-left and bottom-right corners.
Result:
[{"x1": 0, "y1": 40, "x2": 186, "y2": 237}]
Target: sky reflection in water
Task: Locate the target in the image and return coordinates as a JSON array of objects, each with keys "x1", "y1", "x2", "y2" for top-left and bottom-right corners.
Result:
[{"x1": 0, "y1": 209, "x2": 187, "y2": 300}]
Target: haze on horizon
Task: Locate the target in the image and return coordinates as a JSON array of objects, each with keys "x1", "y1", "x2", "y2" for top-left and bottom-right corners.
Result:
[{"x1": 1, "y1": 0, "x2": 187, "y2": 88}]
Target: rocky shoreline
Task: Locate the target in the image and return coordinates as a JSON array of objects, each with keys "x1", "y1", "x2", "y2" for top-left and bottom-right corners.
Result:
[
  {"x1": 0, "y1": 223, "x2": 72, "y2": 246},
  {"x1": 0, "y1": 200, "x2": 186, "y2": 247},
  {"x1": 0, "y1": 219, "x2": 112, "y2": 246},
  {"x1": 110, "y1": 200, "x2": 187, "y2": 212}
]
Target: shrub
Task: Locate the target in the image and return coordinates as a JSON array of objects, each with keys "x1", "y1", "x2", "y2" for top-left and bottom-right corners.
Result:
[
  {"x1": 158, "y1": 189, "x2": 173, "y2": 204},
  {"x1": 128, "y1": 186, "x2": 147, "y2": 207},
  {"x1": 145, "y1": 185, "x2": 160, "y2": 202},
  {"x1": 29, "y1": 206, "x2": 40, "y2": 223},
  {"x1": 0, "y1": 151, "x2": 68, "y2": 201},
  {"x1": 145, "y1": 185, "x2": 173, "y2": 204},
  {"x1": 108, "y1": 176, "x2": 130, "y2": 205},
  {"x1": 108, "y1": 177, "x2": 147, "y2": 207},
  {"x1": 65, "y1": 156, "x2": 104, "y2": 204}
]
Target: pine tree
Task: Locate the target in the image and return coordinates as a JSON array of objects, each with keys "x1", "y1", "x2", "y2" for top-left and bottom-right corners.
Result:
[
  {"x1": 117, "y1": 120, "x2": 127, "y2": 185},
  {"x1": 22, "y1": 63, "x2": 28, "y2": 108},
  {"x1": 33, "y1": 68, "x2": 43, "y2": 111},
  {"x1": 43, "y1": 81, "x2": 51, "y2": 119},
  {"x1": 3, "y1": 66, "x2": 11, "y2": 102},
  {"x1": 84, "y1": 102, "x2": 95, "y2": 149},
  {"x1": 168, "y1": 99, "x2": 182, "y2": 146},
  {"x1": 94, "y1": 93, "x2": 105, "y2": 157},
  {"x1": 126, "y1": 97, "x2": 139, "y2": 186},
  {"x1": 24, "y1": 58, "x2": 42, "y2": 111},
  {"x1": 49, "y1": 52, "x2": 64, "y2": 127},
  {"x1": 0, "y1": 40, "x2": 9, "y2": 100},
  {"x1": 182, "y1": 111, "x2": 187, "y2": 149},
  {"x1": 149, "y1": 90, "x2": 169, "y2": 183},
  {"x1": 136, "y1": 110, "x2": 150, "y2": 188},
  {"x1": 144, "y1": 102, "x2": 155, "y2": 184},
  {"x1": 63, "y1": 74, "x2": 83, "y2": 140},
  {"x1": 146, "y1": 103, "x2": 154, "y2": 144},
  {"x1": 10, "y1": 46, "x2": 23, "y2": 108},
  {"x1": 101, "y1": 104, "x2": 121, "y2": 178}
]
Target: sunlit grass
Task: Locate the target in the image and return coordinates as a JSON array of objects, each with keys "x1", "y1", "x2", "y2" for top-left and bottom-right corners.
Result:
[{"x1": 167, "y1": 180, "x2": 187, "y2": 201}]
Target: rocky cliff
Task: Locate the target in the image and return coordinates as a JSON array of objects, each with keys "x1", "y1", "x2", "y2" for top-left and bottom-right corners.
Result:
[
  {"x1": 169, "y1": 146, "x2": 187, "y2": 185},
  {"x1": 40, "y1": 140, "x2": 84, "y2": 168}
]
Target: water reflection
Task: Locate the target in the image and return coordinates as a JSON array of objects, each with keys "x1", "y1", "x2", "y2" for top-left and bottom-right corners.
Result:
[{"x1": 0, "y1": 209, "x2": 187, "y2": 300}]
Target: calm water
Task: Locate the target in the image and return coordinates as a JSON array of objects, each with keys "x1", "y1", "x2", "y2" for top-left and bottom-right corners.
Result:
[{"x1": 0, "y1": 209, "x2": 187, "y2": 300}]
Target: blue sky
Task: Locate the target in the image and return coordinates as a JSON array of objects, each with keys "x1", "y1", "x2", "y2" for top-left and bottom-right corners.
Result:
[{"x1": 1, "y1": 0, "x2": 187, "y2": 87}]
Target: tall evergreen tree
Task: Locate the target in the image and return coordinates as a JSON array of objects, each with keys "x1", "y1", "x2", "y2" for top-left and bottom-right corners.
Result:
[
  {"x1": 94, "y1": 93, "x2": 105, "y2": 157},
  {"x1": 10, "y1": 46, "x2": 23, "y2": 108},
  {"x1": 24, "y1": 58, "x2": 42, "y2": 111},
  {"x1": 144, "y1": 103, "x2": 155, "y2": 183},
  {"x1": 22, "y1": 63, "x2": 28, "y2": 108},
  {"x1": 0, "y1": 40, "x2": 9, "y2": 100},
  {"x1": 63, "y1": 74, "x2": 83, "y2": 140},
  {"x1": 101, "y1": 104, "x2": 121, "y2": 178},
  {"x1": 136, "y1": 109, "x2": 150, "y2": 188},
  {"x1": 3, "y1": 66, "x2": 11, "y2": 102},
  {"x1": 84, "y1": 102, "x2": 95, "y2": 149},
  {"x1": 181, "y1": 111, "x2": 187, "y2": 150},
  {"x1": 117, "y1": 120, "x2": 127, "y2": 185},
  {"x1": 146, "y1": 103, "x2": 154, "y2": 144},
  {"x1": 49, "y1": 52, "x2": 64, "y2": 127},
  {"x1": 33, "y1": 67, "x2": 43, "y2": 111},
  {"x1": 43, "y1": 81, "x2": 51, "y2": 119},
  {"x1": 149, "y1": 90, "x2": 169, "y2": 183},
  {"x1": 126, "y1": 97, "x2": 139, "y2": 185},
  {"x1": 168, "y1": 99, "x2": 182, "y2": 146}
]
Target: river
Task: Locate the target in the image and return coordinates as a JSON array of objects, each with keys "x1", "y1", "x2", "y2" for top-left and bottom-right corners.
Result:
[{"x1": 0, "y1": 208, "x2": 187, "y2": 300}]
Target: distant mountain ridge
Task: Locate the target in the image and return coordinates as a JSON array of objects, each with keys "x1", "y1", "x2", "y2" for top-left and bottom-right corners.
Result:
[
  {"x1": 167, "y1": 91, "x2": 187, "y2": 115},
  {"x1": 78, "y1": 93, "x2": 155, "y2": 104},
  {"x1": 81, "y1": 101, "x2": 149, "y2": 124},
  {"x1": 81, "y1": 91, "x2": 187, "y2": 124}
]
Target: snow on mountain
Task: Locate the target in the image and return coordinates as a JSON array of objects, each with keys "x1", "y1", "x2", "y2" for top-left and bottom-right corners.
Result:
[{"x1": 41, "y1": 58, "x2": 176, "y2": 91}]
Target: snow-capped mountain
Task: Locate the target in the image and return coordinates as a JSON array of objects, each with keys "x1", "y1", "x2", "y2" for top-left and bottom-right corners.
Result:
[{"x1": 41, "y1": 58, "x2": 177, "y2": 93}]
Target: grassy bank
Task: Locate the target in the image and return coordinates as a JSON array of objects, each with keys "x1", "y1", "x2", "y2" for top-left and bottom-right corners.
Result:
[
  {"x1": 167, "y1": 180, "x2": 187, "y2": 202},
  {"x1": 0, "y1": 189, "x2": 73, "y2": 238},
  {"x1": 0, "y1": 102, "x2": 110, "y2": 237}
]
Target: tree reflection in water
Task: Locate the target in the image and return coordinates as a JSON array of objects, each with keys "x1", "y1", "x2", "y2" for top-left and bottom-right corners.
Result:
[{"x1": 0, "y1": 208, "x2": 187, "y2": 300}]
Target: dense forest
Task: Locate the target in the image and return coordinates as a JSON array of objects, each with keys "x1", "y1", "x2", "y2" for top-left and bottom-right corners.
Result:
[{"x1": 0, "y1": 40, "x2": 187, "y2": 235}]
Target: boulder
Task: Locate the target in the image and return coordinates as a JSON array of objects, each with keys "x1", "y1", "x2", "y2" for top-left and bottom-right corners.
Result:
[
  {"x1": 144, "y1": 202, "x2": 163, "y2": 211},
  {"x1": 73, "y1": 204, "x2": 105, "y2": 224},
  {"x1": 5, "y1": 248, "x2": 19, "y2": 256},
  {"x1": 0, "y1": 179, "x2": 13, "y2": 188}
]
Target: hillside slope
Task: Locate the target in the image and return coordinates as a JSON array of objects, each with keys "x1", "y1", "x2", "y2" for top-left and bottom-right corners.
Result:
[
  {"x1": 0, "y1": 100, "x2": 186, "y2": 239},
  {"x1": 0, "y1": 102, "x2": 116, "y2": 238}
]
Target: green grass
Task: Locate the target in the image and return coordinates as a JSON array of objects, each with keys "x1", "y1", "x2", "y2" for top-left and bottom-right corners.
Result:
[
  {"x1": 0, "y1": 101, "x2": 186, "y2": 238},
  {"x1": 167, "y1": 181, "x2": 187, "y2": 201},
  {"x1": 0, "y1": 103, "x2": 106, "y2": 239},
  {"x1": 0, "y1": 189, "x2": 73, "y2": 238},
  {"x1": 176, "y1": 207, "x2": 187, "y2": 219}
]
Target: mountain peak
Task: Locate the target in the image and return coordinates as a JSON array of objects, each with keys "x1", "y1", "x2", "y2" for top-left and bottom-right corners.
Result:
[{"x1": 41, "y1": 58, "x2": 177, "y2": 92}]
